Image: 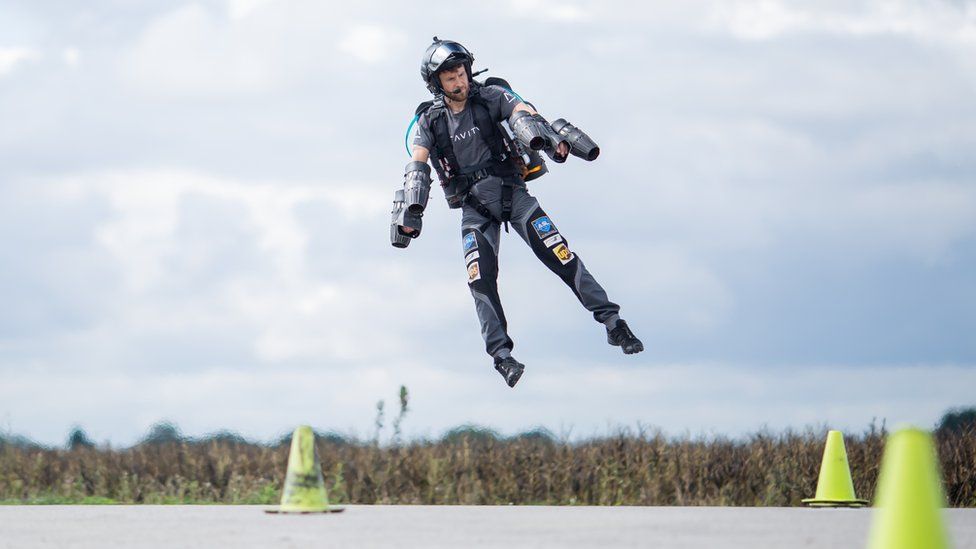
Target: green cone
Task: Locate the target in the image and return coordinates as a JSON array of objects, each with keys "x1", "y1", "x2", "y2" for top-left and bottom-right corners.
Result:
[
  {"x1": 266, "y1": 425, "x2": 343, "y2": 514},
  {"x1": 866, "y1": 427, "x2": 950, "y2": 549},
  {"x1": 803, "y1": 430, "x2": 869, "y2": 507}
]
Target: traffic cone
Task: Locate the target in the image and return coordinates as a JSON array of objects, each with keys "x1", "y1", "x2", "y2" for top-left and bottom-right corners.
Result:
[
  {"x1": 265, "y1": 425, "x2": 343, "y2": 514},
  {"x1": 802, "y1": 430, "x2": 869, "y2": 507},
  {"x1": 866, "y1": 427, "x2": 951, "y2": 549}
]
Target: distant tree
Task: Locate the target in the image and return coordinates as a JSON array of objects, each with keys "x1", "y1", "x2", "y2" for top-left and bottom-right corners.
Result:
[
  {"x1": 140, "y1": 421, "x2": 183, "y2": 445},
  {"x1": 67, "y1": 426, "x2": 95, "y2": 450},
  {"x1": 509, "y1": 427, "x2": 557, "y2": 445},
  {"x1": 196, "y1": 430, "x2": 251, "y2": 446},
  {"x1": 274, "y1": 430, "x2": 349, "y2": 448},
  {"x1": 0, "y1": 433, "x2": 40, "y2": 450},
  {"x1": 315, "y1": 431, "x2": 350, "y2": 446},
  {"x1": 937, "y1": 407, "x2": 976, "y2": 435},
  {"x1": 441, "y1": 424, "x2": 500, "y2": 446}
]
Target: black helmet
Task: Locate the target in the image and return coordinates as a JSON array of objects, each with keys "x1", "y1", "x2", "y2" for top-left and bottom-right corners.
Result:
[{"x1": 421, "y1": 37, "x2": 474, "y2": 95}]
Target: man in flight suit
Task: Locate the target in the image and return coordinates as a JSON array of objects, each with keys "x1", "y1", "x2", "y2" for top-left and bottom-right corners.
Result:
[{"x1": 390, "y1": 38, "x2": 643, "y2": 388}]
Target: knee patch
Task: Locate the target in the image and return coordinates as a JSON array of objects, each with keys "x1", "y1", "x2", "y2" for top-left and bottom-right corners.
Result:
[
  {"x1": 462, "y1": 228, "x2": 497, "y2": 286},
  {"x1": 525, "y1": 209, "x2": 576, "y2": 268}
]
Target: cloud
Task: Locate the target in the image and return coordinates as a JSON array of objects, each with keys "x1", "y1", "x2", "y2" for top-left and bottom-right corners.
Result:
[
  {"x1": 62, "y1": 47, "x2": 81, "y2": 68},
  {"x1": 122, "y1": 5, "x2": 413, "y2": 98},
  {"x1": 337, "y1": 24, "x2": 408, "y2": 64},
  {"x1": 0, "y1": 47, "x2": 39, "y2": 77},
  {"x1": 707, "y1": 0, "x2": 976, "y2": 44},
  {"x1": 1, "y1": 0, "x2": 974, "y2": 444},
  {"x1": 507, "y1": 0, "x2": 589, "y2": 21},
  {"x1": 37, "y1": 168, "x2": 462, "y2": 366},
  {"x1": 122, "y1": 4, "x2": 280, "y2": 96},
  {"x1": 225, "y1": 0, "x2": 274, "y2": 20}
]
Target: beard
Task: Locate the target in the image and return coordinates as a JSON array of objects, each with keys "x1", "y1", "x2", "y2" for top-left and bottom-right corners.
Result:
[{"x1": 444, "y1": 86, "x2": 468, "y2": 102}]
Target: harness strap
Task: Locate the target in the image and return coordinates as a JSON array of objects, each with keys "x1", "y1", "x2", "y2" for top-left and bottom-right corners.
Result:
[
  {"x1": 464, "y1": 188, "x2": 513, "y2": 233},
  {"x1": 430, "y1": 106, "x2": 461, "y2": 178},
  {"x1": 425, "y1": 85, "x2": 521, "y2": 225},
  {"x1": 500, "y1": 178, "x2": 514, "y2": 229}
]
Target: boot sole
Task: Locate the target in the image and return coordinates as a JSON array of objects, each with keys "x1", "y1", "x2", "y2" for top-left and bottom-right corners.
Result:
[
  {"x1": 507, "y1": 365, "x2": 525, "y2": 388},
  {"x1": 609, "y1": 337, "x2": 644, "y2": 354},
  {"x1": 496, "y1": 363, "x2": 525, "y2": 388}
]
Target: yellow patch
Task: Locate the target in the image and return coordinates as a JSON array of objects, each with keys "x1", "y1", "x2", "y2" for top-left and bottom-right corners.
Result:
[
  {"x1": 552, "y1": 243, "x2": 574, "y2": 265},
  {"x1": 467, "y1": 262, "x2": 481, "y2": 282}
]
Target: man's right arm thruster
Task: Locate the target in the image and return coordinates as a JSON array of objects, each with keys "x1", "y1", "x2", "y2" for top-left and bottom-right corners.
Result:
[
  {"x1": 390, "y1": 160, "x2": 432, "y2": 248},
  {"x1": 403, "y1": 161, "x2": 431, "y2": 215},
  {"x1": 390, "y1": 189, "x2": 412, "y2": 248}
]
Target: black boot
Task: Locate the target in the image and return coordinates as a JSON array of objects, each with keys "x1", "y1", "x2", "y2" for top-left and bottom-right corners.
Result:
[
  {"x1": 493, "y1": 356, "x2": 525, "y2": 388},
  {"x1": 607, "y1": 319, "x2": 644, "y2": 355}
]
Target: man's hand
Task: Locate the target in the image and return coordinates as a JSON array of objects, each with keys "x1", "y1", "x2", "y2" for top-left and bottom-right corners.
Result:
[{"x1": 556, "y1": 141, "x2": 569, "y2": 159}]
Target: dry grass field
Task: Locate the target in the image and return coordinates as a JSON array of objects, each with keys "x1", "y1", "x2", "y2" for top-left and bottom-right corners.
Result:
[{"x1": 2, "y1": 415, "x2": 973, "y2": 506}]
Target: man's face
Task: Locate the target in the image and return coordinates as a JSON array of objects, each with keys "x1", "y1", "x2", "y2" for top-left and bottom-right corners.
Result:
[{"x1": 438, "y1": 65, "x2": 468, "y2": 101}]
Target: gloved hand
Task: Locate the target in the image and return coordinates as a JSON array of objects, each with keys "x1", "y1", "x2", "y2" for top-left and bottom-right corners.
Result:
[
  {"x1": 510, "y1": 111, "x2": 568, "y2": 163},
  {"x1": 544, "y1": 139, "x2": 570, "y2": 163}
]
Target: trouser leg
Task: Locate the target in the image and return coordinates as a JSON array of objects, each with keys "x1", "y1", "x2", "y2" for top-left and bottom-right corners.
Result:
[
  {"x1": 461, "y1": 212, "x2": 513, "y2": 359},
  {"x1": 509, "y1": 188, "x2": 621, "y2": 326}
]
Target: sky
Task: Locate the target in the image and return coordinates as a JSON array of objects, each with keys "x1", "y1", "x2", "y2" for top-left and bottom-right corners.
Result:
[{"x1": 1, "y1": 0, "x2": 974, "y2": 446}]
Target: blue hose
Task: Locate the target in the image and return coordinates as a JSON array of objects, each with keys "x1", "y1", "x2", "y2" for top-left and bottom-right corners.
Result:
[
  {"x1": 404, "y1": 115, "x2": 419, "y2": 156},
  {"x1": 500, "y1": 86, "x2": 525, "y2": 104}
]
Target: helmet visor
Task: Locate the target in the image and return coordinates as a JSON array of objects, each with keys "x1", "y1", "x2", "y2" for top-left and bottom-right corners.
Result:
[{"x1": 428, "y1": 42, "x2": 470, "y2": 73}]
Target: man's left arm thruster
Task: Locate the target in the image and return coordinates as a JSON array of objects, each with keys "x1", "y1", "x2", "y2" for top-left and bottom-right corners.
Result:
[{"x1": 509, "y1": 103, "x2": 600, "y2": 162}]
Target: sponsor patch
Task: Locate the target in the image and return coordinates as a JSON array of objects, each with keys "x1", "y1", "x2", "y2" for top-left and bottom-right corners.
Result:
[
  {"x1": 543, "y1": 234, "x2": 564, "y2": 248},
  {"x1": 462, "y1": 232, "x2": 478, "y2": 252},
  {"x1": 467, "y1": 261, "x2": 481, "y2": 283},
  {"x1": 465, "y1": 250, "x2": 480, "y2": 265},
  {"x1": 552, "y1": 243, "x2": 575, "y2": 265},
  {"x1": 531, "y1": 216, "x2": 557, "y2": 239}
]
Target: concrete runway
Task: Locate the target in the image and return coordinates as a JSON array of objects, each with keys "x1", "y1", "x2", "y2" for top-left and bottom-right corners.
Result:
[{"x1": 1, "y1": 505, "x2": 974, "y2": 548}]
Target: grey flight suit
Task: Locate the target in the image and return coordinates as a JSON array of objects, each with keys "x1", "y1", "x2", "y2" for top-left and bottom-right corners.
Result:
[{"x1": 415, "y1": 85, "x2": 621, "y2": 360}]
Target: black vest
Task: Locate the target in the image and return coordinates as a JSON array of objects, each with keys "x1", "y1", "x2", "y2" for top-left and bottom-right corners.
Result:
[{"x1": 417, "y1": 85, "x2": 521, "y2": 209}]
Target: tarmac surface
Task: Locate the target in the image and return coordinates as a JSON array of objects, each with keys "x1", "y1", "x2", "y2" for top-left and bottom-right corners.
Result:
[{"x1": 1, "y1": 505, "x2": 974, "y2": 548}]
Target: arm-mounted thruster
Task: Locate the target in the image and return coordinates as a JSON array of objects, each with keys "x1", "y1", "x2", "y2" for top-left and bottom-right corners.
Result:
[
  {"x1": 390, "y1": 189, "x2": 421, "y2": 248},
  {"x1": 551, "y1": 119, "x2": 600, "y2": 161},
  {"x1": 509, "y1": 110, "x2": 547, "y2": 152},
  {"x1": 403, "y1": 161, "x2": 432, "y2": 214},
  {"x1": 509, "y1": 110, "x2": 568, "y2": 163}
]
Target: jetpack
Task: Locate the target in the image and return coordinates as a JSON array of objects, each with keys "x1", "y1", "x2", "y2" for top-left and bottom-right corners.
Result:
[{"x1": 403, "y1": 76, "x2": 550, "y2": 183}]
